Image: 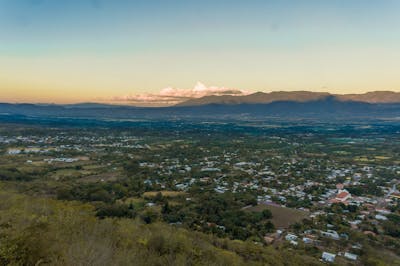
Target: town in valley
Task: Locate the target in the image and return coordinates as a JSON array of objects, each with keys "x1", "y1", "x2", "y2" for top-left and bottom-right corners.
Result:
[{"x1": 1, "y1": 119, "x2": 399, "y2": 265}]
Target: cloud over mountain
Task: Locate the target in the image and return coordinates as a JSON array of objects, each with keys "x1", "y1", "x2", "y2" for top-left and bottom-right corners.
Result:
[{"x1": 112, "y1": 82, "x2": 250, "y2": 106}]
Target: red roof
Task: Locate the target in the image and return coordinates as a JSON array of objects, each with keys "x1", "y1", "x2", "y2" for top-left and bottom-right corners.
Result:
[{"x1": 336, "y1": 191, "x2": 350, "y2": 199}]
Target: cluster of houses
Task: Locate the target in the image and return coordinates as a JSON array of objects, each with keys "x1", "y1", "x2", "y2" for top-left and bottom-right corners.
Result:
[
  {"x1": 7, "y1": 147, "x2": 51, "y2": 155},
  {"x1": 43, "y1": 157, "x2": 80, "y2": 163},
  {"x1": 138, "y1": 154, "x2": 399, "y2": 264},
  {"x1": 321, "y1": 251, "x2": 358, "y2": 263},
  {"x1": 263, "y1": 228, "x2": 359, "y2": 263}
]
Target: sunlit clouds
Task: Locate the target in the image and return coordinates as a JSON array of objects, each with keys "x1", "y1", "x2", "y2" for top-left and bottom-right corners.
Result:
[{"x1": 112, "y1": 82, "x2": 250, "y2": 106}]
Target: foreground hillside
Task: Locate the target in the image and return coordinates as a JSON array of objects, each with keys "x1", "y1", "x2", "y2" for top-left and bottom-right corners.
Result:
[{"x1": 0, "y1": 186, "x2": 322, "y2": 266}]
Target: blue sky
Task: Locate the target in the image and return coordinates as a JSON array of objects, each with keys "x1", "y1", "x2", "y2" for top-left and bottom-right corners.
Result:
[{"x1": 1, "y1": 0, "x2": 400, "y2": 103}]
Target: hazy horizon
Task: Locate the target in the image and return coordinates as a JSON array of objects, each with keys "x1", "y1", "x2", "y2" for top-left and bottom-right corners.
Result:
[{"x1": 3, "y1": 86, "x2": 400, "y2": 107}]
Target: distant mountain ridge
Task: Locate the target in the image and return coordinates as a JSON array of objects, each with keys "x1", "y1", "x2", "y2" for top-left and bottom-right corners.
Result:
[
  {"x1": 1, "y1": 96, "x2": 400, "y2": 121},
  {"x1": 337, "y1": 91, "x2": 400, "y2": 103},
  {"x1": 176, "y1": 91, "x2": 400, "y2": 106}
]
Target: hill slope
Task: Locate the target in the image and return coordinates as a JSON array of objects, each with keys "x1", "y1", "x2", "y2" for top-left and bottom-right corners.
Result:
[
  {"x1": 177, "y1": 91, "x2": 331, "y2": 106},
  {"x1": 177, "y1": 91, "x2": 400, "y2": 106},
  {"x1": 0, "y1": 187, "x2": 322, "y2": 266}
]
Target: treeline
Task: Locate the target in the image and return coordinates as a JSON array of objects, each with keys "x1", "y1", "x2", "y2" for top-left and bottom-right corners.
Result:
[
  {"x1": 0, "y1": 167, "x2": 37, "y2": 181},
  {"x1": 56, "y1": 180, "x2": 274, "y2": 241}
]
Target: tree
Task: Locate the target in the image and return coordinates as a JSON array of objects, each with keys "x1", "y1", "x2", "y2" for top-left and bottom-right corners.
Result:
[{"x1": 261, "y1": 209, "x2": 272, "y2": 219}]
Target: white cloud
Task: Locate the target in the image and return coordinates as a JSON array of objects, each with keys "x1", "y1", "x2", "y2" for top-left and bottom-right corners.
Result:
[{"x1": 112, "y1": 82, "x2": 250, "y2": 106}]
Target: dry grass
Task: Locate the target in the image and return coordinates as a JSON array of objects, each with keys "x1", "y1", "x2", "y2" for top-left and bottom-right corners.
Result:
[
  {"x1": 143, "y1": 191, "x2": 187, "y2": 198},
  {"x1": 246, "y1": 203, "x2": 309, "y2": 229}
]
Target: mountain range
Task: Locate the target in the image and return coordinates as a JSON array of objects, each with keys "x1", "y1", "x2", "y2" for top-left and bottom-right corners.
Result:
[
  {"x1": 176, "y1": 91, "x2": 400, "y2": 106},
  {"x1": 1, "y1": 91, "x2": 400, "y2": 121}
]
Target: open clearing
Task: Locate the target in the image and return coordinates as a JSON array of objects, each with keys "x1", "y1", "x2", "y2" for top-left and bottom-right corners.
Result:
[
  {"x1": 246, "y1": 203, "x2": 309, "y2": 228},
  {"x1": 143, "y1": 191, "x2": 187, "y2": 198}
]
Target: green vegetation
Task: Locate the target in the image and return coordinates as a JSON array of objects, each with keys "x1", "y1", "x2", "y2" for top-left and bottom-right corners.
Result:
[{"x1": 0, "y1": 187, "x2": 321, "y2": 266}]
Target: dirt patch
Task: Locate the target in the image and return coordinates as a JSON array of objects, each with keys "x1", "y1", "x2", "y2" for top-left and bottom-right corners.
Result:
[{"x1": 246, "y1": 203, "x2": 309, "y2": 229}]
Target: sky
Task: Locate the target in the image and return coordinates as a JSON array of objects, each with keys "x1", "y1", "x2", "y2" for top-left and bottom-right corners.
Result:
[{"x1": 0, "y1": 0, "x2": 400, "y2": 105}]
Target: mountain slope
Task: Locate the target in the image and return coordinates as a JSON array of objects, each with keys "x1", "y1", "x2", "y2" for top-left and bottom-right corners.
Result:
[
  {"x1": 338, "y1": 91, "x2": 400, "y2": 103},
  {"x1": 176, "y1": 91, "x2": 331, "y2": 106},
  {"x1": 176, "y1": 91, "x2": 400, "y2": 106}
]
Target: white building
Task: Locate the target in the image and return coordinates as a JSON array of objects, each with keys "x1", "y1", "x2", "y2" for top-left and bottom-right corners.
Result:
[
  {"x1": 322, "y1": 252, "x2": 336, "y2": 263},
  {"x1": 344, "y1": 252, "x2": 358, "y2": 261}
]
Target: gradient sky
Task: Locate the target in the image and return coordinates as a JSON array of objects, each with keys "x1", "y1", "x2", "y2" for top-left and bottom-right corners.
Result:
[{"x1": 1, "y1": 0, "x2": 400, "y2": 103}]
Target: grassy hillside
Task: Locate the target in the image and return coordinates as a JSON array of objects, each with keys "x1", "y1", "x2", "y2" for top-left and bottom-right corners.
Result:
[{"x1": 0, "y1": 186, "x2": 322, "y2": 266}]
